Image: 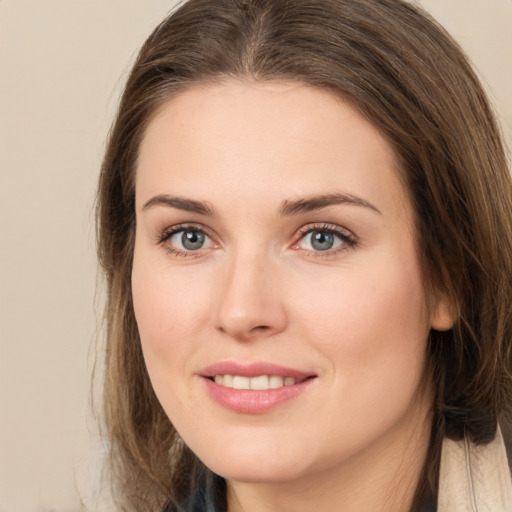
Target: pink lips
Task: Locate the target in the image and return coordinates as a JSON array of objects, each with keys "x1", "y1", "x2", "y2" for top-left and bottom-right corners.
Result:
[{"x1": 199, "y1": 362, "x2": 316, "y2": 414}]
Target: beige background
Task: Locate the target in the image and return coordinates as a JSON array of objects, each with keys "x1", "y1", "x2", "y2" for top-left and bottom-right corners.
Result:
[{"x1": 0, "y1": 1, "x2": 510, "y2": 511}]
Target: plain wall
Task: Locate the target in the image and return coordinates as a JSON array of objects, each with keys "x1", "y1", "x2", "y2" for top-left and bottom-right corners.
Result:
[{"x1": 0, "y1": 1, "x2": 510, "y2": 511}]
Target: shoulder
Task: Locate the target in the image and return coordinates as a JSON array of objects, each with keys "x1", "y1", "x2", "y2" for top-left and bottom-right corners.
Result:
[{"x1": 437, "y1": 427, "x2": 512, "y2": 511}]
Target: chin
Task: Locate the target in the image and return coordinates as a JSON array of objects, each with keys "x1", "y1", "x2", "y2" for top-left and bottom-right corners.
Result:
[
  {"x1": 208, "y1": 459, "x2": 307, "y2": 484},
  {"x1": 189, "y1": 436, "x2": 311, "y2": 484}
]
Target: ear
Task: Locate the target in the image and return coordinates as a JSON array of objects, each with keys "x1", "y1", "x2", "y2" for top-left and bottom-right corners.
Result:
[{"x1": 430, "y1": 291, "x2": 457, "y2": 331}]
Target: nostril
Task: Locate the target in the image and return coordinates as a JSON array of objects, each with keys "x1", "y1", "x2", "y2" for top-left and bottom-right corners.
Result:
[{"x1": 252, "y1": 325, "x2": 271, "y2": 332}]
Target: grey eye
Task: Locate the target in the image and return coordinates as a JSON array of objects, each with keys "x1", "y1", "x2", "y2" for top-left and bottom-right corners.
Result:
[
  {"x1": 181, "y1": 230, "x2": 205, "y2": 250},
  {"x1": 309, "y1": 231, "x2": 335, "y2": 251},
  {"x1": 297, "y1": 228, "x2": 352, "y2": 253},
  {"x1": 170, "y1": 229, "x2": 207, "y2": 250}
]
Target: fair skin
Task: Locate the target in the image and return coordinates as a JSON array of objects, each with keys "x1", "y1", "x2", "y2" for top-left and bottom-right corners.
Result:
[{"x1": 132, "y1": 81, "x2": 453, "y2": 512}]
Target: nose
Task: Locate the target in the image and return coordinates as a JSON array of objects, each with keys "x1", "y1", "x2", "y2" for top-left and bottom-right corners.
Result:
[{"x1": 214, "y1": 252, "x2": 288, "y2": 341}]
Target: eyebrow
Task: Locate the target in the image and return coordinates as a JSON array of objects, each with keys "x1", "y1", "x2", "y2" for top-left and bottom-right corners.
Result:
[
  {"x1": 278, "y1": 193, "x2": 381, "y2": 216},
  {"x1": 141, "y1": 192, "x2": 381, "y2": 216},
  {"x1": 142, "y1": 194, "x2": 215, "y2": 215}
]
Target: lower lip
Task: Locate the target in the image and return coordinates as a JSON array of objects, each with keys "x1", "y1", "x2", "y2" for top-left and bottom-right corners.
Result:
[{"x1": 202, "y1": 377, "x2": 316, "y2": 414}]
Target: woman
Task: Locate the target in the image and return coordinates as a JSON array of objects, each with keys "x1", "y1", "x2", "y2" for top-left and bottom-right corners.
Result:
[{"x1": 96, "y1": 0, "x2": 512, "y2": 510}]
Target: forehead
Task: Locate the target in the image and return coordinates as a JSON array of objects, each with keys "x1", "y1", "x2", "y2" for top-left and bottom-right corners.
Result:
[{"x1": 136, "y1": 80, "x2": 409, "y2": 219}]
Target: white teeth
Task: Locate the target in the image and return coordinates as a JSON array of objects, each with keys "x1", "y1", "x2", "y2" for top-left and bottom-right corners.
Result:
[
  {"x1": 250, "y1": 375, "x2": 269, "y2": 390},
  {"x1": 223, "y1": 374, "x2": 234, "y2": 388},
  {"x1": 232, "y1": 376, "x2": 251, "y2": 389},
  {"x1": 269, "y1": 375, "x2": 284, "y2": 389},
  {"x1": 213, "y1": 374, "x2": 298, "y2": 390}
]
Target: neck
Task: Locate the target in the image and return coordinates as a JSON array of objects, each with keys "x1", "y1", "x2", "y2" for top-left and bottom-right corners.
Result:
[{"x1": 226, "y1": 398, "x2": 433, "y2": 512}]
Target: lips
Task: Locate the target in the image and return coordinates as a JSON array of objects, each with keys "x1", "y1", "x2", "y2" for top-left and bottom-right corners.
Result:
[{"x1": 199, "y1": 362, "x2": 317, "y2": 413}]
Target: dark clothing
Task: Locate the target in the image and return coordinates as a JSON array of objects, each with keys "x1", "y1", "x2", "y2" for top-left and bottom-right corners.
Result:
[{"x1": 167, "y1": 490, "x2": 436, "y2": 512}]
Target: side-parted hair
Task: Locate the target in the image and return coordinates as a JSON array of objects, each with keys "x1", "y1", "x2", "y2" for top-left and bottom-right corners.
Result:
[{"x1": 96, "y1": 1, "x2": 512, "y2": 510}]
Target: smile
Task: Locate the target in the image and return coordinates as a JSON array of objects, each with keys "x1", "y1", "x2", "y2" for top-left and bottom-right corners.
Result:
[
  {"x1": 212, "y1": 375, "x2": 306, "y2": 390},
  {"x1": 200, "y1": 363, "x2": 317, "y2": 413}
]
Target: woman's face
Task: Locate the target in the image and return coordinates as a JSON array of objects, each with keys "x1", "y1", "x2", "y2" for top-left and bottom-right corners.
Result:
[{"x1": 132, "y1": 81, "x2": 450, "y2": 486}]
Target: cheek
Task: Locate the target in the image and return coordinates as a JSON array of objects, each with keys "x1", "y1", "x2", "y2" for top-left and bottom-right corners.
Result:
[
  {"x1": 132, "y1": 247, "x2": 211, "y2": 346},
  {"x1": 299, "y1": 259, "x2": 427, "y2": 340},
  {"x1": 294, "y1": 250, "x2": 430, "y2": 404},
  {"x1": 131, "y1": 247, "x2": 213, "y2": 411}
]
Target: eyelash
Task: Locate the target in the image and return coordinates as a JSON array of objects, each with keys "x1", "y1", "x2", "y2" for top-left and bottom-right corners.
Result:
[
  {"x1": 158, "y1": 223, "x2": 214, "y2": 258},
  {"x1": 157, "y1": 222, "x2": 358, "y2": 258},
  {"x1": 293, "y1": 223, "x2": 358, "y2": 258}
]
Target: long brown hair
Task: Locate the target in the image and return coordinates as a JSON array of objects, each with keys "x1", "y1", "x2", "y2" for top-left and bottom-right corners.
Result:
[{"x1": 96, "y1": 1, "x2": 512, "y2": 510}]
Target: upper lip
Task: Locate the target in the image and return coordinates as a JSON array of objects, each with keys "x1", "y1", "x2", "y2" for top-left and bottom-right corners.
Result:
[{"x1": 199, "y1": 362, "x2": 315, "y2": 379}]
